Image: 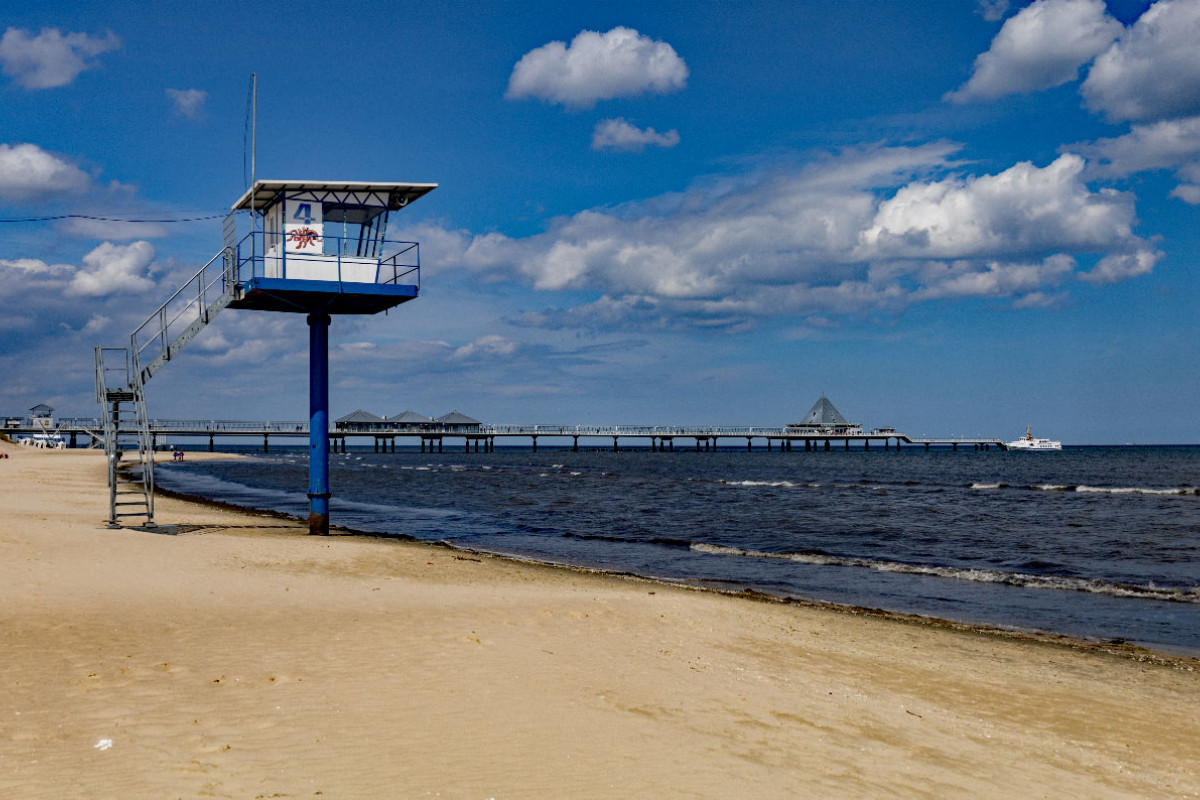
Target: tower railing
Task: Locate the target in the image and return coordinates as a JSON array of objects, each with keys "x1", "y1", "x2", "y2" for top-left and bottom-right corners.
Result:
[{"x1": 234, "y1": 230, "x2": 420, "y2": 289}]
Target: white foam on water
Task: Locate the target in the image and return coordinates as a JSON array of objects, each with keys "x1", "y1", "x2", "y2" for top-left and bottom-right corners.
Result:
[
  {"x1": 720, "y1": 480, "x2": 797, "y2": 488},
  {"x1": 689, "y1": 543, "x2": 1200, "y2": 604}
]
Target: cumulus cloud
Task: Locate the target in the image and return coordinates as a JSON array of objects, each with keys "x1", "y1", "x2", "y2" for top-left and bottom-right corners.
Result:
[
  {"x1": 0, "y1": 27, "x2": 120, "y2": 90},
  {"x1": 856, "y1": 154, "x2": 1139, "y2": 260},
  {"x1": 1072, "y1": 116, "x2": 1200, "y2": 178},
  {"x1": 398, "y1": 144, "x2": 1156, "y2": 329},
  {"x1": 592, "y1": 118, "x2": 680, "y2": 152},
  {"x1": 506, "y1": 27, "x2": 688, "y2": 109},
  {"x1": 66, "y1": 241, "x2": 156, "y2": 296},
  {"x1": 166, "y1": 88, "x2": 207, "y2": 119},
  {"x1": 1079, "y1": 249, "x2": 1162, "y2": 284},
  {"x1": 0, "y1": 142, "x2": 90, "y2": 201},
  {"x1": 946, "y1": 0, "x2": 1121, "y2": 102},
  {"x1": 1081, "y1": 0, "x2": 1200, "y2": 122}
]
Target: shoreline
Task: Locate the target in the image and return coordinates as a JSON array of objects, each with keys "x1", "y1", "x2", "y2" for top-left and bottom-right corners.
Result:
[
  {"x1": 153, "y1": 462, "x2": 1200, "y2": 666},
  {"x1": 3, "y1": 442, "x2": 1199, "y2": 797}
]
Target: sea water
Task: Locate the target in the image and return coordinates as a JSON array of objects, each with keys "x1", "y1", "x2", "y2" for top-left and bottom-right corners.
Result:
[{"x1": 156, "y1": 445, "x2": 1200, "y2": 655}]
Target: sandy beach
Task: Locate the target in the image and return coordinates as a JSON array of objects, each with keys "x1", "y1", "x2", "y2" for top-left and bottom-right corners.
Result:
[{"x1": 1, "y1": 440, "x2": 1197, "y2": 798}]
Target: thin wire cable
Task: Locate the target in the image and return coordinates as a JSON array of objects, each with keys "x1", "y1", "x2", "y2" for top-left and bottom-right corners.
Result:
[{"x1": 0, "y1": 213, "x2": 226, "y2": 223}]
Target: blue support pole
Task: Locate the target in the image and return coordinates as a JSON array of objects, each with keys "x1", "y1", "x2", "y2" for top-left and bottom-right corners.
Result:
[{"x1": 308, "y1": 313, "x2": 331, "y2": 535}]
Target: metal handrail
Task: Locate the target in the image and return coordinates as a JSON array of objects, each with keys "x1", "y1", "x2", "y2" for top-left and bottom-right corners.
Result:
[
  {"x1": 130, "y1": 248, "x2": 229, "y2": 375},
  {"x1": 234, "y1": 229, "x2": 419, "y2": 288}
]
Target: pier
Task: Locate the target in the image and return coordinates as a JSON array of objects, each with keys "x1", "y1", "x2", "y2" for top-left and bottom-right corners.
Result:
[{"x1": 7, "y1": 418, "x2": 1009, "y2": 452}]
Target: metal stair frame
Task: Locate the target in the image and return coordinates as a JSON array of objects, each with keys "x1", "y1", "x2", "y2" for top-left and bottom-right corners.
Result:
[
  {"x1": 94, "y1": 346, "x2": 156, "y2": 528},
  {"x1": 93, "y1": 241, "x2": 239, "y2": 529}
]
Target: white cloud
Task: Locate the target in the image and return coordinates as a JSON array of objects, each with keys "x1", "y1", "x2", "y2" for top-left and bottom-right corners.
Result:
[
  {"x1": 1072, "y1": 116, "x2": 1200, "y2": 178},
  {"x1": 57, "y1": 216, "x2": 170, "y2": 240},
  {"x1": 0, "y1": 27, "x2": 120, "y2": 90},
  {"x1": 0, "y1": 142, "x2": 90, "y2": 201},
  {"x1": 856, "y1": 154, "x2": 1141, "y2": 260},
  {"x1": 397, "y1": 144, "x2": 1155, "y2": 328},
  {"x1": 0, "y1": 256, "x2": 73, "y2": 275},
  {"x1": 1081, "y1": 0, "x2": 1200, "y2": 122},
  {"x1": 1069, "y1": 115, "x2": 1200, "y2": 201},
  {"x1": 66, "y1": 241, "x2": 156, "y2": 296},
  {"x1": 506, "y1": 27, "x2": 688, "y2": 109},
  {"x1": 908, "y1": 254, "x2": 1077, "y2": 301},
  {"x1": 1079, "y1": 249, "x2": 1162, "y2": 284},
  {"x1": 1170, "y1": 184, "x2": 1200, "y2": 204},
  {"x1": 452, "y1": 335, "x2": 520, "y2": 361},
  {"x1": 166, "y1": 88, "x2": 207, "y2": 119},
  {"x1": 977, "y1": 0, "x2": 1011, "y2": 22},
  {"x1": 592, "y1": 118, "x2": 680, "y2": 152},
  {"x1": 80, "y1": 314, "x2": 111, "y2": 335},
  {"x1": 946, "y1": 0, "x2": 1121, "y2": 102}
]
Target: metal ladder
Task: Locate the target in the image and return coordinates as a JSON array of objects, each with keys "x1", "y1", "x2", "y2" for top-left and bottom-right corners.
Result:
[
  {"x1": 95, "y1": 346, "x2": 156, "y2": 527},
  {"x1": 93, "y1": 233, "x2": 240, "y2": 528}
]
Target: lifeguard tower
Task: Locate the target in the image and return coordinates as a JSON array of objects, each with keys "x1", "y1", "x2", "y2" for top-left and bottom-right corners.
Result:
[{"x1": 96, "y1": 179, "x2": 436, "y2": 533}]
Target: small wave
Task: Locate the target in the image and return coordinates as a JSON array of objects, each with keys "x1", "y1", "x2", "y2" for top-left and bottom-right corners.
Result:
[
  {"x1": 1076, "y1": 485, "x2": 1199, "y2": 496},
  {"x1": 563, "y1": 532, "x2": 693, "y2": 548},
  {"x1": 720, "y1": 479, "x2": 797, "y2": 488},
  {"x1": 970, "y1": 482, "x2": 1198, "y2": 496},
  {"x1": 689, "y1": 543, "x2": 1200, "y2": 604}
]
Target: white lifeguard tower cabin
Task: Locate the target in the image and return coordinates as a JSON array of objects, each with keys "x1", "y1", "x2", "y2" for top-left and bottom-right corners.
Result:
[{"x1": 228, "y1": 180, "x2": 436, "y2": 315}]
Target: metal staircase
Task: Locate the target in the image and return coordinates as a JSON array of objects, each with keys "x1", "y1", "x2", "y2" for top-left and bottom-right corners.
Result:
[
  {"x1": 93, "y1": 239, "x2": 239, "y2": 527},
  {"x1": 94, "y1": 346, "x2": 156, "y2": 527}
]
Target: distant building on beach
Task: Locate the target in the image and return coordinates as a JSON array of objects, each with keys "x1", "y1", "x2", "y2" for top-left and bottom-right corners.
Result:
[
  {"x1": 29, "y1": 403, "x2": 54, "y2": 431},
  {"x1": 786, "y1": 396, "x2": 862, "y2": 435}
]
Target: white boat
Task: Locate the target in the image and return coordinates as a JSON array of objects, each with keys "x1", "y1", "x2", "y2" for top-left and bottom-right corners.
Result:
[{"x1": 1007, "y1": 426, "x2": 1061, "y2": 451}]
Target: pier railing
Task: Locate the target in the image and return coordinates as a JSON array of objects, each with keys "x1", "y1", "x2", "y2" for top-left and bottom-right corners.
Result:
[{"x1": 33, "y1": 417, "x2": 1003, "y2": 448}]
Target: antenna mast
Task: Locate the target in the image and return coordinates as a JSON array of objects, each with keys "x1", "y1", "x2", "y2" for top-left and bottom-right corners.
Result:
[
  {"x1": 250, "y1": 73, "x2": 257, "y2": 228},
  {"x1": 251, "y1": 73, "x2": 257, "y2": 188}
]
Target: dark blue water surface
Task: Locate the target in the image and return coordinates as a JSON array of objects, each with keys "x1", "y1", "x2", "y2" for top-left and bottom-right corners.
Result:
[{"x1": 156, "y1": 445, "x2": 1200, "y2": 655}]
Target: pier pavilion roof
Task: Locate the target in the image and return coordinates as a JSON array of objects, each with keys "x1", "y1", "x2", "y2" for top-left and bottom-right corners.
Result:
[
  {"x1": 336, "y1": 409, "x2": 384, "y2": 424},
  {"x1": 790, "y1": 396, "x2": 857, "y2": 428},
  {"x1": 387, "y1": 410, "x2": 432, "y2": 424},
  {"x1": 436, "y1": 411, "x2": 481, "y2": 426}
]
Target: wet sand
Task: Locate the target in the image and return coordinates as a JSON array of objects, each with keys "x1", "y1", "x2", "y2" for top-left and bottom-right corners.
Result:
[{"x1": 1, "y1": 440, "x2": 1197, "y2": 798}]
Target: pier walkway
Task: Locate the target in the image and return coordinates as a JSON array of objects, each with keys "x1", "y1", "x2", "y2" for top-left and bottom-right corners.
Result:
[{"x1": 8, "y1": 418, "x2": 1009, "y2": 453}]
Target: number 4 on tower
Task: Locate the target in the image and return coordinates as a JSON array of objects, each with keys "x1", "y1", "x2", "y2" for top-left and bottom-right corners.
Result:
[{"x1": 293, "y1": 203, "x2": 315, "y2": 224}]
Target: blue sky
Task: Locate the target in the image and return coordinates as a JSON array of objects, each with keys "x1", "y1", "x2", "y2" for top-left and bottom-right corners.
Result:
[{"x1": 2, "y1": 0, "x2": 1198, "y2": 443}]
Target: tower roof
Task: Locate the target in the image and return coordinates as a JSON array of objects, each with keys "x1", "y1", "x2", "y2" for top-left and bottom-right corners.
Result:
[
  {"x1": 797, "y1": 396, "x2": 850, "y2": 426},
  {"x1": 231, "y1": 180, "x2": 438, "y2": 212}
]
